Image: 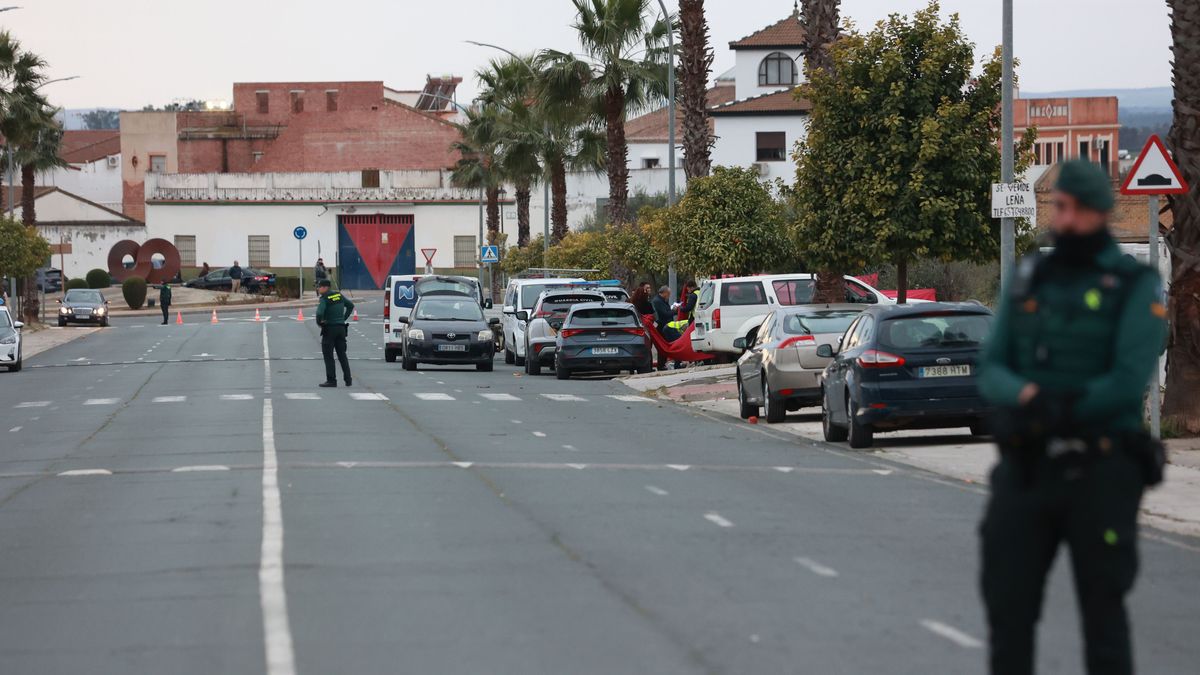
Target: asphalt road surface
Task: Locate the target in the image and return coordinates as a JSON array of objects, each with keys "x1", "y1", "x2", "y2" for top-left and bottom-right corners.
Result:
[{"x1": 2, "y1": 295, "x2": 1198, "y2": 674}]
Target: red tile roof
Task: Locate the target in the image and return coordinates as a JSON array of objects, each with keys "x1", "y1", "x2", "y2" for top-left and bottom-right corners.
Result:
[
  {"x1": 729, "y1": 11, "x2": 807, "y2": 50},
  {"x1": 709, "y1": 88, "x2": 812, "y2": 116},
  {"x1": 59, "y1": 130, "x2": 121, "y2": 164},
  {"x1": 625, "y1": 83, "x2": 737, "y2": 142}
]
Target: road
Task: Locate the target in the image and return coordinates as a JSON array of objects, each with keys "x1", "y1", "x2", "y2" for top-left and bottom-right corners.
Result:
[{"x1": 1, "y1": 294, "x2": 1198, "y2": 674}]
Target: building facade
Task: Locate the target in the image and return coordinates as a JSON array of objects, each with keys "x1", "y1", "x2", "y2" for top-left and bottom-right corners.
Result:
[
  {"x1": 36, "y1": 130, "x2": 123, "y2": 212},
  {"x1": 2, "y1": 186, "x2": 144, "y2": 279},
  {"x1": 1015, "y1": 96, "x2": 1120, "y2": 181}
]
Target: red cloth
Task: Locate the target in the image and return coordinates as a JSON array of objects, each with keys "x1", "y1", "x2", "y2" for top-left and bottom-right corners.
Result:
[
  {"x1": 879, "y1": 288, "x2": 937, "y2": 301},
  {"x1": 640, "y1": 315, "x2": 717, "y2": 362},
  {"x1": 856, "y1": 273, "x2": 880, "y2": 287}
]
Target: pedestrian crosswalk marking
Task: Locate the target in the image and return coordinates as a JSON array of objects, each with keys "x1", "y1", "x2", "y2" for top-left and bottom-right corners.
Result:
[
  {"x1": 84, "y1": 398, "x2": 120, "y2": 406},
  {"x1": 607, "y1": 395, "x2": 647, "y2": 403},
  {"x1": 480, "y1": 393, "x2": 521, "y2": 401},
  {"x1": 221, "y1": 394, "x2": 255, "y2": 401},
  {"x1": 414, "y1": 392, "x2": 455, "y2": 401},
  {"x1": 350, "y1": 393, "x2": 389, "y2": 401},
  {"x1": 285, "y1": 393, "x2": 321, "y2": 400},
  {"x1": 57, "y1": 469, "x2": 112, "y2": 477},
  {"x1": 14, "y1": 401, "x2": 51, "y2": 408},
  {"x1": 152, "y1": 396, "x2": 187, "y2": 404},
  {"x1": 541, "y1": 393, "x2": 586, "y2": 402}
]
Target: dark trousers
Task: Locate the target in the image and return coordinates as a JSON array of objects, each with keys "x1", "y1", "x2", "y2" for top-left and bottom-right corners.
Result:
[
  {"x1": 161, "y1": 304, "x2": 169, "y2": 324},
  {"x1": 980, "y1": 451, "x2": 1143, "y2": 675},
  {"x1": 321, "y1": 324, "x2": 351, "y2": 383}
]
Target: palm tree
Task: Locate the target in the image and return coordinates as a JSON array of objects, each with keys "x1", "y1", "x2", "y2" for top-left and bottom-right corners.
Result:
[
  {"x1": 800, "y1": 0, "x2": 845, "y2": 304},
  {"x1": 8, "y1": 102, "x2": 64, "y2": 226},
  {"x1": 544, "y1": 0, "x2": 671, "y2": 227},
  {"x1": 478, "y1": 57, "x2": 543, "y2": 248},
  {"x1": 450, "y1": 107, "x2": 504, "y2": 246},
  {"x1": 1164, "y1": 0, "x2": 1200, "y2": 434},
  {"x1": 679, "y1": 0, "x2": 713, "y2": 179}
]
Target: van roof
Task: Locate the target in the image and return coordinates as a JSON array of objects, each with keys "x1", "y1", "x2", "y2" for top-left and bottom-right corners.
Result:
[
  {"x1": 507, "y1": 277, "x2": 585, "y2": 287},
  {"x1": 703, "y1": 273, "x2": 816, "y2": 284}
]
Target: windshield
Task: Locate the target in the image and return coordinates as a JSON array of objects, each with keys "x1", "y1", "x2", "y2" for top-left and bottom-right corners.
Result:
[
  {"x1": 879, "y1": 313, "x2": 993, "y2": 350},
  {"x1": 782, "y1": 310, "x2": 860, "y2": 335},
  {"x1": 521, "y1": 283, "x2": 575, "y2": 307},
  {"x1": 0, "y1": 310, "x2": 12, "y2": 330},
  {"x1": 414, "y1": 297, "x2": 484, "y2": 322},
  {"x1": 538, "y1": 295, "x2": 603, "y2": 317},
  {"x1": 65, "y1": 290, "x2": 104, "y2": 304},
  {"x1": 417, "y1": 278, "x2": 478, "y2": 299},
  {"x1": 568, "y1": 307, "x2": 639, "y2": 327}
]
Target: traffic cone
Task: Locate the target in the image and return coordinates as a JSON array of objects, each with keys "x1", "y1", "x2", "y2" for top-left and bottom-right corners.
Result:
[
  {"x1": 211, "y1": 309, "x2": 219, "y2": 324},
  {"x1": 254, "y1": 308, "x2": 262, "y2": 322},
  {"x1": 352, "y1": 309, "x2": 359, "y2": 322},
  {"x1": 296, "y1": 307, "x2": 305, "y2": 321},
  {"x1": 176, "y1": 311, "x2": 183, "y2": 325}
]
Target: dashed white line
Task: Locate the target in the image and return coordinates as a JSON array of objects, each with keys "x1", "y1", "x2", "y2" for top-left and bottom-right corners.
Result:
[
  {"x1": 222, "y1": 394, "x2": 255, "y2": 401},
  {"x1": 919, "y1": 619, "x2": 984, "y2": 649},
  {"x1": 84, "y1": 398, "x2": 120, "y2": 406},
  {"x1": 480, "y1": 393, "x2": 521, "y2": 401},
  {"x1": 532, "y1": 431, "x2": 547, "y2": 438},
  {"x1": 414, "y1": 392, "x2": 455, "y2": 401},
  {"x1": 872, "y1": 469, "x2": 894, "y2": 476},
  {"x1": 775, "y1": 467, "x2": 796, "y2": 473},
  {"x1": 704, "y1": 512, "x2": 734, "y2": 528},
  {"x1": 645, "y1": 485, "x2": 669, "y2": 496},
  {"x1": 284, "y1": 393, "x2": 320, "y2": 400},
  {"x1": 562, "y1": 444, "x2": 577, "y2": 451},
  {"x1": 794, "y1": 557, "x2": 839, "y2": 578},
  {"x1": 541, "y1": 393, "x2": 586, "y2": 402},
  {"x1": 607, "y1": 394, "x2": 646, "y2": 402},
  {"x1": 152, "y1": 396, "x2": 187, "y2": 404},
  {"x1": 57, "y1": 469, "x2": 112, "y2": 477},
  {"x1": 510, "y1": 419, "x2": 523, "y2": 425},
  {"x1": 15, "y1": 401, "x2": 50, "y2": 408},
  {"x1": 172, "y1": 465, "x2": 231, "y2": 473},
  {"x1": 452, "y1": 461, "x2": 474, "y2": 469},
  {"x1": 8, "y1": 426, "x2": 21, "y2": 433},
  {"x1": 667, "y1": 464, "x2": 691, "y2": 471},
  {"x1": 349, "y1": 393, "x2": 389, "y2": 401}
]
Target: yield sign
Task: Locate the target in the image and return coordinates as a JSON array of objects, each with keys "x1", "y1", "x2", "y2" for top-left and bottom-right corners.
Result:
[
  {"x1": 1120, "y1": 135, "x2": 1190, "y2": 195},
  {"x1": 420, "y1": 248, "x2": 437, "y2": 266}
]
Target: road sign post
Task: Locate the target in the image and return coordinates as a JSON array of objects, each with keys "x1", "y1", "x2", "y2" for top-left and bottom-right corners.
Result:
[
  {"x1": 294, "y1": 226, "x2": 308, "y2": 298},
  {"x1": 421, "y1": 248, "x2": 437, "y2": 275},
  {"x1": 1119, "y1": 134, "x2": 1189, "y2": 439}
]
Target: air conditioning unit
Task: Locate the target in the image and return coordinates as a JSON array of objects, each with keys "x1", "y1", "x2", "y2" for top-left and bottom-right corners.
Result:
[
  {"x1": 107, "y1": 155, "x2": 120, "y2": 169},
  {"x1": 752, "y1": 162, "x2": 770, "y2": 176}
]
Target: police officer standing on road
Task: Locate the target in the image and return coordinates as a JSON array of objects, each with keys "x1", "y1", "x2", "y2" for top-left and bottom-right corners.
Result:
[
  {"x1": 158, "y1": 282, "x2": 172, "y2": 325},
  {"x1": 978, "y1": 160, "x2": 1168, "y2": 675},
  {"x1": 316, "y1": 279, "x2": 354, "y2": 388}
]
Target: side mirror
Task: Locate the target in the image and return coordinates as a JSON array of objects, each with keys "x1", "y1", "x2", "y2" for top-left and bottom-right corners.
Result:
[
  {"x1": 397, "y1": 316, "x2": 409, "y2": 324},
  {"x1": 483, "y1": 299, "x2": 494, "y2": 309},
  {"x1": 488, "y1": 317, "x2": 500, "y2": 326},
  {"x1": 732, "y1": 337, "x2": 747, "y2": 350},
  {"x1": 13, "y1": 321, "x2": 23, "y2": 330},
  {"x1": 55, "y1": 298, "x2": 62, "y2": 304},
  {"x1": 502, "y1": 305, "x2": 515, "y2": 314},
  {"x1": 515, "y1": 310, "x2": 529, "y2": 322},
  {"x1": 815, "y1": 343, "x2": 835, "y2": 358}
]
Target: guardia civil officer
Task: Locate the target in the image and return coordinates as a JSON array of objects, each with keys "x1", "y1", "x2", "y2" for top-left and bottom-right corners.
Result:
[
  {"x1": 315, "y1": 279, "x2": 354, "y2": 388},
  {"x1": 978, "y1": 160, "x2": 1168, "y2": 674}
]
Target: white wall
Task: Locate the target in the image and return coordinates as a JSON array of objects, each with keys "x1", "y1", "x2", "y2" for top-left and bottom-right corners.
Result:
[
  {"x1": 734, "y1": 48, "x2": 805, "y2": 101},
  {"x1": 711, "y1": 115, "x2": 809, "y2": 184},
  {"x1": 38, "y1": 157, "x2": 123, "y2": 212},
  {"x1": 36, "y1": 223, "x2": 145, "y2": 279}
]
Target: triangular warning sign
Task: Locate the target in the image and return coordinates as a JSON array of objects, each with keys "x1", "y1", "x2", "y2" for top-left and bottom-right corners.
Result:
[{"x1": 1120, "y1": 135, "x2": 1190, "y2": 196}]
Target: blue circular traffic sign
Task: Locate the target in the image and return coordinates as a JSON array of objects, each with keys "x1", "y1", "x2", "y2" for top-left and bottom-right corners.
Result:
[{"x1": 293, "y1": 226, "x2": 308, "y2": 241}]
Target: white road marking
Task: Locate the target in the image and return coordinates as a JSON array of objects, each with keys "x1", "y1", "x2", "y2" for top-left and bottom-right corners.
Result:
[
  {"x1": 57, "y1": 469, "x2": 112, "y2": 477},
  {"x1": 8, "y1": 426, "x2": 20, "y2": 432},
  {"x1": 645, "y1": 485, "x2": 669, "y2": 496},
  {"x1": 452, "y1": 461, "x2": 474, "y2": 469},
  {"x1": 336, "y1": 461, "x2": 359, "y2": 468},
  {"x1": 607, "y1": 394, "x2": 646, "y2": 402},
  {"x1": 667, "y1": 464, "x2": 691, "y2": 471},
  {"x1": 414, "y1": 392, "x2": 455, "y2": 401},
  {"x1": 794, "y1": 557, "x2": 839, "y2": 578},
  {"x1": 567, "y1": 463, "x2": 587, "y2": 470},
  {"x1": 152, "y1": 396, "x2": 187, "y2": 404},
  {"x1": 919, "y1": 619, "x2": 984, "y2": 649},
  {"x1": 435, "y1": 381, "x2": 445, "y2": 385},
  {"x1": 872, "y1": 469, "x2": 894, "y2": 476},
  {"x1": 222, "y1": 394, "x2": 255, "y2": 401},
  {"x1": 532, "y1": 431, "x2": 547, "y2": 437},
  {"x1": 775, "y1": 467, "x2": 796, "y2": 473},
  {"x1": 542, "y1": 393, "x2": 586, "y2": 402},
  {"x1": 562, "y1": 444, "x2": 577, "y2": 451},
  {"x1": 349, "y1": 393, "x2": 389, "y2": 401},
  {"x1": 284, "y1": 393, "x2": 320, "y2": 400},
  {"x1": 259, "y1": 398, "x2": 296, "y2": 674},
  {"x1": 15, "y1": 401, "x2": 50, "y2": 408},
  {"x1": 704, "y1": 512, "x2": 734, "y2": 528},
  {"x1": 510, "y1": 419, "x2": 522, "y2": 424},
  {"x1": 84, "y1": 398, "x2": 120, "y2": 406},
  {"x1": 480, "y1": 393, "x2": 521, "y2": 401},
  {"x1": 172, "y1": 465, "x2": 231, "y2": 473}
]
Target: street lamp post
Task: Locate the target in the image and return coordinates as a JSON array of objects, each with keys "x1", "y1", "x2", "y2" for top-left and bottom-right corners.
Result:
[
  {"x1": 1000, "y1": 0, "x2": 1015, "y2": 287},
  {"x1": 655, "y1": 0, "x2": 678, "y2": 299}
]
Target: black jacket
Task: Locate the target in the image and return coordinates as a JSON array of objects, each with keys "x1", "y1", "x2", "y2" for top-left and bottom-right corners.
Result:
[
  {"x1": 651, "y1": 295, "x2": 674, "y2": 329},
  {"x1": 229, "y1": 265, "x2": 243, "y2": 280}
]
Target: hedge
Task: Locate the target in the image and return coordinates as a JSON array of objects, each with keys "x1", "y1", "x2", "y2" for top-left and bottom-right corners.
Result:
[
  {"x1": 65, "y1": 278, "x2": 88, "y2": 290},
  {"x1": 85, "y1": 268, "x2": 111, "y2": 289},
  {"x1": 122, "y1": 276, "x2": 147, "y2": 310}
]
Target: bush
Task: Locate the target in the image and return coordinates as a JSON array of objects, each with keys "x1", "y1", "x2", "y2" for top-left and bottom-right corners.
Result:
[
  {"x1": 85, "y1": 268, "x2": 111, "y2": 289},
  {"x1": 122, "y1": 276, "x2": 147, "y2": 309},
  {"x1": 65, "y1": 278, "x2": 88, "y2": 290},
  {"x1": 275, "y1": 276, "x2": 301, "y2": 299}
]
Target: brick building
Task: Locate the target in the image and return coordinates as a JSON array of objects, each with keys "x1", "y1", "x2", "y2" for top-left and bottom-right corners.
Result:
[{"x1": 1015, "y1": 96, "x2": 1120, "y2": 180}]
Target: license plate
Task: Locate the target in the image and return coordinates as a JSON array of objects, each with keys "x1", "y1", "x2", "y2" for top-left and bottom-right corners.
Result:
[
  {"x1": 393, "y1": 330, "x2": 403, "y2": 337},
  {"x1": 437, "y1": 344, "x2": 467, "y2": 352},
  {"x1": 918, "y1": 364, "x2": 971, "y2": 378},
  {"x1": 591, "y1": 347, "x2": 619, "y2": 356}
]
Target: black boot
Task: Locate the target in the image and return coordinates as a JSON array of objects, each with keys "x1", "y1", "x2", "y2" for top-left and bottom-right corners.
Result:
[{"x1": 319, "y1": 381, "x2": 337, "y2": 388}]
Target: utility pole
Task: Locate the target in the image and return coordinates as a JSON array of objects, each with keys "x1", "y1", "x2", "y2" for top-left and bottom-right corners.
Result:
[
  {"x1": 999, "y1": 0, "x2": 1015, "y2": 288},
  {"x1": 657, "y1": 0, "x2": 678, "y2": 299}
]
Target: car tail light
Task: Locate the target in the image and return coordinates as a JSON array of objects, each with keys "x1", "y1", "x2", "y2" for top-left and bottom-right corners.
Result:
[
  {"x1": 383, "y1": 290, "x2": 390, "y2": 320},
  {"x1": 560, "y1": 329, "x2": 583, "y2": 338},
  {"x1": 857, "y1": 349, "x2": 906, "y2": 368},
  {"x1": 619, "y1": 328, "x2": 645, "y2": 337},
  {"x1": 779, "y1": 335, "x2": 816, "y2": 349},
  {"x1": 532, "y1": 343, "x2": 545, "y2": 354},
  {"x1": 712, "y1": 308, "x2": 721, "y2": 329}
]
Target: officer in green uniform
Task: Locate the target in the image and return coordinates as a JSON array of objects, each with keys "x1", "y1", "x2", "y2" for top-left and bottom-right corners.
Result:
[
  {"x1": 315, "y1": 279, "x2": 354, "y2": 388},
  {"x1": 978, "y1": 160, "x2": 1167, "y2": 674}
]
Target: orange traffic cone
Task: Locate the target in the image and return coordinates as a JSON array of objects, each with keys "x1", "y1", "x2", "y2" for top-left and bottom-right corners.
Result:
[
  {"x1": 176, "y1": 311, "x2": 183, "y2": 325},
  {"x1": 254, "y1": 308, "x2": 263, "y2": 322},
  {"x1": 296, "y1": 307, "x2": 305, "y2": 321},
  {"x1": 211, "y1": 309, "x2": 219, "y2": 324},
  {"x1": 352, "y1": 309, "x2": 359, "y2": 322}
]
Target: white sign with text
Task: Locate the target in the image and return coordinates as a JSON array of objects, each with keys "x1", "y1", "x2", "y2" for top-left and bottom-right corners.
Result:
[{"x1": 991, "y1": 182, "x2": 1036, "y2": 219}]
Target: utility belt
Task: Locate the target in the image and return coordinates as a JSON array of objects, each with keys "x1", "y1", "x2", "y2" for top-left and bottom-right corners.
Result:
[{"x1": 993, "y1": 413, "x2": 1165, "y2": 487}]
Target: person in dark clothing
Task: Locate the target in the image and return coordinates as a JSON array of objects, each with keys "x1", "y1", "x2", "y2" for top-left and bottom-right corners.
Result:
[
  {"x1": 630, "y1": 282, "x2": 654, "y2": 317},
  {"x1": 651, "y1": 286, "x2": 679, "y2": 371},
  {"x1": 679, "y1": 280, "x2": 698, "y2": 322},
  {"x1": 229, "y1": 261, "x2": 243, "y2": 293},
  {"x1": 315, "y1": 279, "x2": 354, "y2": 387},
  {"x1": 314, "y1": 258, "x2": 329, "y2": 297},
  {"x1": 158, "y1": 283, "x2": 173, "y2": 325},
  {"x1": 198, "y1": 262, "x2": 210, "y2": 279}
]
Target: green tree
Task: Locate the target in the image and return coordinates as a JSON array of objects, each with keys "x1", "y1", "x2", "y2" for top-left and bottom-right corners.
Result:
[
  {"x1": 82, "y1": 109, "x2": 120, "y2": 130},
  {"x1": 655, "y1": 166, "x2": 793, "y2": 277},
  {"x1": 0, "y1": 214, "x2": 50, "y2": 281},
  {"x1": 478, "y1": 56, "x2": 542, "y2": 247},
  {"x1": 679, "y1": 0, "x2": 713, "y2": 179},
  {"x1": 792, "y1": 2, "x2": 1029, "y2": 303}
]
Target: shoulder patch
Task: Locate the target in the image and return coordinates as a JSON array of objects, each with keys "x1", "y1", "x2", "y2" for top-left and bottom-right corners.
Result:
[{"x1": 328, "y1": 293, "x2": 342, "y2": 302}]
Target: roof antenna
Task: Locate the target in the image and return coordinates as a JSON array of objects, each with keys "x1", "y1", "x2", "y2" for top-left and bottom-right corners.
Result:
[{"x1": 793, "y1": 1, "x2": 800, "y2": 17}]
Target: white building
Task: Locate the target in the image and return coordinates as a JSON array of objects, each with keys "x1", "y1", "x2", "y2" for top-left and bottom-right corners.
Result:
[
  {"x1": 36, "y1": 130, "x2": 123, "y2": 212},
  {"x1": 2, "y1": 186, "x2": 144, "y2": 279}
]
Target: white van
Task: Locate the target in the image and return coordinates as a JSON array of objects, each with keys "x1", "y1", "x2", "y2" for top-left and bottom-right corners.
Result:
[
  {"x1": 500, "y1": 277, "x2": 584, "y2": 365},
  {"x1": 691, "y1": 274, "x2": 893, "y2": 355},
  {"x1": 384, "y1": 275, "x2": 489, "y2": 362}
]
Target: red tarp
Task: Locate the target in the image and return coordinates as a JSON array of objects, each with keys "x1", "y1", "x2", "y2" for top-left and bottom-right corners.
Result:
[
  {"x1": 879, "y1": 288, "x2": 938, "y2": 301},
  {"x1": 640, "y1": 315, "x2": 718, "y2": 363}
]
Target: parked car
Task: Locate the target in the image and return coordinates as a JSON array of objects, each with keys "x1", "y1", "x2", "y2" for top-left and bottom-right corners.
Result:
[
  {"x1": 734, "y1": 304, "x2": 865, "y2": 423},
  {"x1": 554, "y1": 302, "x2": 653, "y2": 379},
  {"x1": 57, "y1": 288, "x2": 110, "y2": 327},
  {"x1": 185, "y1": 267, "x2": 276, "y2": 293},
  {"x1": 398, "y1": 290, "x2": 499, "y2": 372},
  {"x1": 383, "y1": 274, "x2": 491, "y2": 363},
  {"x1": 501, "y1": 277, "x2": 585, "y2": 366},
  {"x1": 0, "y1": 306, "x2": 23, "y2": 372},
  {"x1": 691, "y1": 274, "x2": 895, "y2": 356},
  {"x1": 518, "y1": 289, "x2": 607, "y2": 375},
  {"x1": 818, "y1": 303, "x2": 994, "y2": 448},
  {"x1": 35, "y1": 267, "x2": 63, "y2": 293}
]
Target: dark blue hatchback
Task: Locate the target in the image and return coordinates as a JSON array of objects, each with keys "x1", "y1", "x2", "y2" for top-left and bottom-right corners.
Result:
[{"x1": 818, "y1": 302, "x2": 994, "y2": 448}]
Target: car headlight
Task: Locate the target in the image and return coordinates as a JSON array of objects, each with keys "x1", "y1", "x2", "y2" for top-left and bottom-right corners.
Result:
[
  {"x1": 59, "y1": 306, "x2": 70, "y2": 314},
  {"x1": 95, "y1": 306, "x2": 106, "y2": 315},
  {"x1": 408, "y1": 328, "x2": 425, "y2": 341},
  {"x1": 477, "y1": 330, "x2": 493, "y2": 342},
  {"x1": 0, "y1": 334, "x2": 15, "y2": 345}
]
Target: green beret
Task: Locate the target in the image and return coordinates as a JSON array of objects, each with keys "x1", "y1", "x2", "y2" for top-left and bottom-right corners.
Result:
[{"x1": 1055, "y1": 160, "x2": 1114, "y2": 212}]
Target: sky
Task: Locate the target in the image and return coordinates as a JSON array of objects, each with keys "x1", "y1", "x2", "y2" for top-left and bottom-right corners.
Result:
[{"x1": 7, "y1": 0, "x2": 1174, "y2": 110}]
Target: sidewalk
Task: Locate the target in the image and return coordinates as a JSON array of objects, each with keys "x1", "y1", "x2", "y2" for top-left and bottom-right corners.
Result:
[
  {"x1": 19, "y1": 324, "x2": 101, "y2": 359},
  {"x1": 621, "y1": 367, "x2": 1200, "y2": 540}
]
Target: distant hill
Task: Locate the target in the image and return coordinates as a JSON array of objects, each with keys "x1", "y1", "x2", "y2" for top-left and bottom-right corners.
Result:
[{"x1": 1021, "y1": 86, "x2": 1171, "y2": 112}]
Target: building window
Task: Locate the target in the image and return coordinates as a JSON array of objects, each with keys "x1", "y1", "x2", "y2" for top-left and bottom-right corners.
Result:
[
  {"x1": 756, "y1": 132, "x2": 787, "y2": 162},
  {"x1": 1056, "y1": 142, "x2": 1065, "y2": 164},
  {"x1": 758, "y1": 52, "x2": 797, "y2": 86},
  {"x1": 361, "y1": 169, "x2": 380, "y2": 188},
  {"x1": 174, "y1": 235, "x2": 196, "y2": 268},
  {"x1": 148, "y1": 154, "x2": 167, "y2": 173},
  {"x1": 248, "y1": 236, "x2": 270, "y2": 268},
  {"x1": 256, "y1": 91, "x2": 269, "y2": 114},
  {"x1": 1079, "y1": 140, "x2": 1090, "y2": 161},
  {"x1": 252, "y1": 151, "x2": 264, "y2": 164},
  {"x1": 290, "y1": 90, "x2": 304, "y2": 113},
  {"x1": 326, "y1": 90, "x2": 339, "y2": 112},
  {"x1": 642, "y1": 157, "x2": 661, "y2": 169},
  {"x1": 454, "y1": 235, "x2": 476, "y2": 267}
]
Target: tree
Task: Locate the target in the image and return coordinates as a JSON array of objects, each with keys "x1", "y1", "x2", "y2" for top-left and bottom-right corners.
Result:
[
  {"x1": 0, "y1": 215, "x2": 50, "y2": 282},
  {"x1": 546, "y1": 0, "x2": 670, "y2": 226},
  {"x1": 792, "y1": 2, "x2": 1028, "y2": 303},
  {"x1": 1164, "y1": 0, "x2": 1200, "y2": 434},
  {"x1": 82, "y1": 109, "x2": 119, "y2": 130},
  {"x1": 450, "y1": 107, "x2": 505, "y2": 299},
  {"x1": 655, "y1": 166, "x2": 793, "y2": 277},
  {"x1": 478, "y1": 57, "x2": 541, "y2": 248},
  {"x1": 678, "y1": 0, "x2": 713, "y2": 179}
]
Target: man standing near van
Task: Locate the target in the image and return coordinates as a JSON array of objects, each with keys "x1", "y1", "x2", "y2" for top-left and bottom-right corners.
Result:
[
  {"x1": 316, "y1": 279, "x2": 354, "y2": 388},
  {"x1": 229, "y1": 261, "x2": 243, "y2": 293}
]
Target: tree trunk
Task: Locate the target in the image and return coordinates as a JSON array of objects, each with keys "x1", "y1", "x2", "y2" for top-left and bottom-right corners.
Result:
[
  {"x1": 812, "y1": 270, "x2": 844, "y2": 304},
  {"x1": 486, "y1": 186, "x2": 500, "y2": 245},
  {"x1": 803, "y1": 1, "x2": 845, "y2": 307},
  {"x1": 20, "y1": 163, "x2": 39, "y2": 323},
  {"x1": 604, "y1": 86, "x2": 630, "y2": 226},
  {"x1": 679, "y1": 0, "x2": 714, "y2": 180},
  {"x1": 551, "y1": 158, "x2": 569, "y2": 243},
  {"x1": 1163, "y1": 0, "x2": 1200, "y2": 434},
  {"x1": 515, "y1": 183, "x2": 531, "y2": 248},
  {"x1": 895, "y1": 257, "x2": 908, "y2": 304}
]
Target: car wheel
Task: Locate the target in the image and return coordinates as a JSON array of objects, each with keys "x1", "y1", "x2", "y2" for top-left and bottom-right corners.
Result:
[
  {"x1": 737, "y1": 374, "x2": 759, "y2": 420},
  {"x1": 515, "y1": 350, "x2": 526, "y2": 367},
  {"x1": 384, "y1": 348, "x2": 398, "y2": 363},
  {"x1": 477, "y1": 361, "x2": 494, "y2": 372},
  {"x1": 847, "y1": 397, "x2": 874, "y2": 449},
  {"x1": 402, "y1": 351, "x2": 417, "y2": 371},
  {"x1": 762, "y1": 374, "x2": 786, "y2": 424},
  {"x1": 555, "y1": 358, "x2": 570, "y2": 380},
  {"x1": 527, "y1": 351, "x2": 541, "y2": 376},
  {"x1": 821, "y1": 390, "x2": 848, "y2": 442},
  {"x1": 636, "y1": 358, "x2": 653, "y2": 375},
  {"x1": 504, "y1": 347, "x2": 515, "y2": 365},
  {"x1": 57, "y1": 318, "x2": 66, "y2": 327},
  {"x1": 101, "y1": 318, "x2": 109, "y2": 328}
]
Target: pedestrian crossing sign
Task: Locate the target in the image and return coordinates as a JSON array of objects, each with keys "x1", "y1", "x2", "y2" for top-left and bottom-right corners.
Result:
[{"x1": 480, "y1": 245, "x2": 500, "y2": 264}]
